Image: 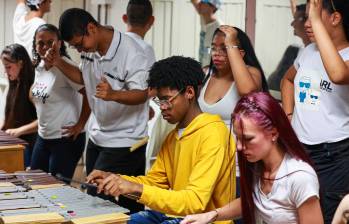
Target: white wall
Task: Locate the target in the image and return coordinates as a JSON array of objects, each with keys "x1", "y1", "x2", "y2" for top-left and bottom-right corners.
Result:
[
  {"x1": 86, "y1": 0, "x2": 300, "y2": 76},
  {"x1": 255, "y1": 0, "x2": 303, "y2": 76},
  {"x1": 86, "y1": 0, "x2": 246, "y2": 60}
]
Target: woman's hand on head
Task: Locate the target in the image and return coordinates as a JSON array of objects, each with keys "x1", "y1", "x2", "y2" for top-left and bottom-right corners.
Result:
[
  {"x1": 308, "y1": 0, "x2": 323, "y2": 23},
  {"x1": 219, "y1": 25, "x2": 239, "y2": 46}
]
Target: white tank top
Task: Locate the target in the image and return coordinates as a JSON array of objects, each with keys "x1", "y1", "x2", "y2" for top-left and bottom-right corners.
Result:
[{"x1": 198, "y1": 76, "x2": 240, "y2": 127}]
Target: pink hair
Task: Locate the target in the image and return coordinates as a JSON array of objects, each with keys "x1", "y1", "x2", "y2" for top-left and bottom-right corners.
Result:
[{"x1": 232, "y1": 92, "x2": 312, "y2": 224}]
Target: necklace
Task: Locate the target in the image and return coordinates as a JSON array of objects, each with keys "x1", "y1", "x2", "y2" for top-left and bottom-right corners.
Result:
[{"x1": 261, "y1": 158, "x2": 283, "y2": 181}]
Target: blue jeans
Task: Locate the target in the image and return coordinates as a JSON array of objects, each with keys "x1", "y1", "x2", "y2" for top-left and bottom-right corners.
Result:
[
  {"x1": 30, "y1": 133, "x2": 85, "y2": 180},
  {"x1": 21, "y1": 133, "x2": 37, "y2": 168},
  {"x1": 128, "y1": 210, "x2": 183, "y2": 224}
]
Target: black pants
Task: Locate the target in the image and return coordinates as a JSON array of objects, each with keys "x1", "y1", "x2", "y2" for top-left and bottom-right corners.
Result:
[
  {"x1": 31, "y1": 133, "x2": 85, "y2": 180},
  {"x1": 86, "y1": 139, "x2": 146, "y2": 214},
  {"x1": 304, "y1": 137, "x2": 349, "y2": 224}
]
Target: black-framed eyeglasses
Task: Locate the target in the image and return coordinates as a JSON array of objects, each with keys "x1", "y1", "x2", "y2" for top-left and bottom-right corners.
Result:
[
  {"x1": 69, "y1": 34, "x2": 85, "y2": 50},
  {"x1": 152, "y1": 88, "x2": 185, "y2": 109}
]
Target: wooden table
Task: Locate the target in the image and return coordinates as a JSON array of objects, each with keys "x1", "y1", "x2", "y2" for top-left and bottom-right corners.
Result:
[
  {"x1": 0, "y1": 131, "x2": 27, "y2": 172},
  {"x1": 0, "y1": 145, "x2": 25, "y2": 173}
]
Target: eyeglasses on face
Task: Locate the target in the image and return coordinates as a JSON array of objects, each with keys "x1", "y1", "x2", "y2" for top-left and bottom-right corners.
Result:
[
  {"x1": 69, "y1": 34, "x2": 85, "y2": 50},
  {"x1": 152, "y1": 88, "x2": 185, "y2": 109},
  {"x1": 209, "y1": 46, "x2": 228, "y2": 56}
]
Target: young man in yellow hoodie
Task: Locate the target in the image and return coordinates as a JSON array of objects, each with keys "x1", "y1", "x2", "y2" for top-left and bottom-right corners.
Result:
[{"x1": 87, "y1": 56, "x2": 236, "y2": 224}]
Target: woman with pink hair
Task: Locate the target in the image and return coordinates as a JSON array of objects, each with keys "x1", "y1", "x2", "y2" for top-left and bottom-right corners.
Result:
[{"x1": 181, "y1": 92, "x2": 323, "y2": 224}]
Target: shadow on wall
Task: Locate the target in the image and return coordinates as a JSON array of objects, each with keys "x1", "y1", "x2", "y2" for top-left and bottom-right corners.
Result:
[{"x1": 267, "y1": 45, "x2": 300, "y2": 91}]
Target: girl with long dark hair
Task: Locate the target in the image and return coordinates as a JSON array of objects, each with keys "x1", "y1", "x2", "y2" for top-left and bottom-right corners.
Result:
[
  {"x1": 198, "y1": 26, "x2": 268, "y2": 223},
  {"x1": 181, "y1": 92, "x2": 323, "y2": 224},
  {"x1": 30, "y1": 24, "x2": 90, "y2": 180},
  {"x1": 1, "y1": 43, "x2": 37, "y2": 167},
  {"x1": 281, "y1": 0, "x2": 349, "y2": 222}
]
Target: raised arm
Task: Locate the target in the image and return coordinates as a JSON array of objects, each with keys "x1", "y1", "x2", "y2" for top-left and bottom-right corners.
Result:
[
  {"x1": 44, "y1": 41, "x2": 84, "y2": 85},
  {"x1": 281, "y1": 65, "x2": 297, "y2": 120},
  {"x1": 308, "y1": 0, "x2": 349, "y2": 84},
  {"x1": 55, "y1": 58, "x2": 84, "y2": 85},
  {"x1": 190, "y1": 0, "x2": 200, "y2": 14},
  {"x1": 220, "y1": 25, "x2": 262, "y2": 95},
  {"x1": 290, "y1": 0, "x2": 297, "y2": 17}
]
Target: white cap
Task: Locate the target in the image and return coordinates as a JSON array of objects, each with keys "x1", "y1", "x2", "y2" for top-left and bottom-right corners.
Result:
[{"x1": 26, "y1": 0, "x2": 45, "y2": 9}]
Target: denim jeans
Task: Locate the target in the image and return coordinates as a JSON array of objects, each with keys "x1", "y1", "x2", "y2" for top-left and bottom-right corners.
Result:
[
  {"x1": 21, "y1": 133, "x2": 37, "y2": 168},
  {"x1": 30, "y1": 133, "x2": 85, "y2": 180},
  {"x1": 304, "y1": 137, "x2": 349, "y2": 224},
  {"x1": 128, "y1": 210, "x2": 183, "y2": 224}
]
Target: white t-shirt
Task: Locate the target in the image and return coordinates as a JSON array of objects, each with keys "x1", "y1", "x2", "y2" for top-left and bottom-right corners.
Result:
[
  {"x1": 80, "y1": 29, "x2": 149, "y2": 148},
  {"x1": 125, "y1": 31, "x2": 159, "y2": 133},
  {"x1": 254, "y1": 153, "x2": 319, "y2": 224},
  {"x1": 125, "y1": 32, "x2": 156, "y2": 69},
  {"x1": 13, "y1": 3, "x2": 45, "y2": 58},
  {"x1": 31, "y1": 57, "x2": 83, "y2": 139},
  {"x1": 199, "y1": 18, "x2": 223, "y2": 67},
  {"x1": 198, "y1": 76, "x2": 240, "y2": 176},
  {"x1": 292, "y1": 43, "x2": 349, "y2": 144}
]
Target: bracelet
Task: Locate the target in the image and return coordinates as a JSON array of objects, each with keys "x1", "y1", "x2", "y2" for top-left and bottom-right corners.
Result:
[
  {"x1": 225, "y1": 45, "x2": 239, "y2": 50},
  {"x1": 211, "y1": 209, "x2": 219, "y2": 222},
  {"x1": 286, "y1": 112, "x2": 293, "y2": 116}
]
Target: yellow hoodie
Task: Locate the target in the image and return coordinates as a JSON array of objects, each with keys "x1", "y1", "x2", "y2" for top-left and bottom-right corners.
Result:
[{"x1": 123, "y1": 113, "x2": 236, "y2": 223}]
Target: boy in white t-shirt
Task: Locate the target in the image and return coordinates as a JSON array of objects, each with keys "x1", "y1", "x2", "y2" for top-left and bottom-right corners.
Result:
[
  {"x1": 122, "y1": 0, "x2": 176, "y2": 170},
  {"x1": 190, "y1": 0, "x2": 223, "y2": 67},
  {"x1": 13, "y1": 0, "x2": 51, "y2": 58},
  {"x1": 46, "y1": 8, "x2": 149, "y2": 214},
  {"x1": 122, "y1": 0, "x2": 156, "y2": 69}
]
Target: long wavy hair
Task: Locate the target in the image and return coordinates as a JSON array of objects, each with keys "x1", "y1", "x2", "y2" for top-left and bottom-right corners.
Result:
[
  {"x1": 206, "y1": 27, "x2": 269, "y2": 92},
  {"x1": 232, "y1": 92, "x2": 312, "y2": 224},
  {"x1": 1, "y1": 44, "x2": 36, "y2": 130}
]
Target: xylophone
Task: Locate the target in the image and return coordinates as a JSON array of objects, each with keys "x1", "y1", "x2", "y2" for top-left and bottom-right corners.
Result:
[{"x1": 0, "y1": 171, "x2": 129, "y2": 224}]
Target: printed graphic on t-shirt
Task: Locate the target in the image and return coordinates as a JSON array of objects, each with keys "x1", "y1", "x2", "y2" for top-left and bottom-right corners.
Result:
[
  {"x1": 295, "y1": 70, "x2": 326, "y2": 111},
  {"x1": 32, "y1": 82, "x2": 50, "y2": 104},
  {"x1": 31, "y1": 73, "x2": 55, "y2": 104}
]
